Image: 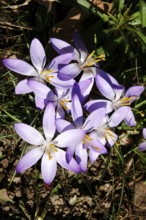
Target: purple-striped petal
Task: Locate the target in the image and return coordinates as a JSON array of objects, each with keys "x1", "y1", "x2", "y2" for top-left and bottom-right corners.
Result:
[
  {"x1": 89, "y1": 149, "x2": 100, "y2": 163},
  {"x1": 56, "y1": 104, "x2": 65, "y2": 119},
  {"x1": 51, "y1": 77, "x2": 75, "y2": 89},
  {"x1": 43, "y1": 103, "x2": 56, "y2": 141},
  {"x1": 71, "y1": 94, "x2": 83, "y2": 127},
  {"x1": 83, "y1": 106, "x2": 107, "y2": 131},
  {"x1": 16, "y1": 146, "x2": 44, "y2": 173},
  {"x1": 15, "y1": 79, "x2": 32, "y2": 94},
  {"x1": 54, "y1": 149, "x2": 81, "y2": 173},
  {"x1": 2, "y1": 58, "x2": 37, "y2": 76},
  {"x1": 48, "y1": 53, "x2": 74, "y2": 70},
  {"x1": 54, "y1": 129, "x2": 85, "y2": 148},
  {"x1": 56, "y1": 119, "x2": 74, "y2": 133},
  {"x1": 96, "y1": 73, "x2": 115, "y2": 100},
  {"x1": 84, "y1": 100, "x2": 113, "y2": 114},
  {"x1": 58, "y1": 63, "x2": 81, "y2": 80},
  {"x1": 35, "y1": 95, "x2": 45, "y2": 109},
  {"x1": 50, "y1": 38, "x2": 74, "y2": 54},
  {"x1": 125, "y1": 86, "x2": 144, "y2": 98},
  {"x1": 75, "y1": 143, "x2": 87, "y2": 172},
  {"x1": 30, "y1": 38, "x2": 46, "y2": 74},
  {"x1": 41, "y1": 152, "x2": 57, "y2": 185},
  {"x1": 78, "y1": 78, "x2": 94, "y2": 102},
  {"x1": 66, "y1": 145, "x2": 76, "y2": 163},
  {"x1": 124, "y1": 107, "x2": 136, "y2": 126},
  {"x1": 109, "y1": 106, "x2": 129, "y2": 127},
  {"x1": 28, "y1": 80, "x2": 55, "y2": 100},
  {"x1": 14, "y1": 123, "x2": 45, "y2": 145},
  {"x1": 73, "y1": 31, "x2": 88, "y2": 62}
]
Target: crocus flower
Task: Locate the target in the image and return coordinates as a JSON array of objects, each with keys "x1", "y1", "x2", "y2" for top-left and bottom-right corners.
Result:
[
  {"x1": 138, "y1": 128, "x2": 146, "y2": 151},
  {"x1": 2, "y1": 38, "x2": 74, "y2": 95},
  {"x1": 56, "y1": 94, "x2": 107, "y2": 170},
  {"x1": 50, "y1": 31, "x2": 105, "y2": 82},
  {"x1": 15, "y1": 103, "x2": 83, "y2": 185},
  {"x1": 85, "y1": 69, "x2": 145, "y2": 126},
  {"x1": 28, "y1": 79, "x2": 71, "y2": 117}
]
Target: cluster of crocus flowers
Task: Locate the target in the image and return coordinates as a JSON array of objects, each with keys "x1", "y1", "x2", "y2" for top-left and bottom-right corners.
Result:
[{"x1": 3, "y1": 31, "x2": 145, "y2": 185}]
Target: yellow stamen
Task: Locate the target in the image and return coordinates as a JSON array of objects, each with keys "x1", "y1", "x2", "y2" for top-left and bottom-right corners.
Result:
[
  {"x1": 104, "y1": 128, "x2": 115, "y2": 142},
  {"x1": 48, "y1": 152, "x2": 53, "y2": 160},
  {"x1": 41, "y1": 70, "x2": 53, "y2": 75},
  {"x1": 120, "y1": 96, "x2": 136, "y2": 106},
  {"x1": 82, "y1": 51, "x2": 105, "y2": 68},
  {"x1": 82, "y1": 134, "x2": 93, "y2": 144},
  {"x1": 45, "y1": 75, "x2": 54, "y2": 83},
  {"x1": 92, "y1": 146, "x2": 100, "y2": 151},
  {"x1": 60, "y1": 100, "x2": 69, "y2": 111},
  {"x1": 47, "y1": 143, "x2": 58, "y2": 160}
]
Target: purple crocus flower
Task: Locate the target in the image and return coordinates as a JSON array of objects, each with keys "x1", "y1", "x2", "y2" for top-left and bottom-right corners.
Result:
[
  {"x1": 56, "y1": 94, "x2": 107, "y2": 171},
  {"x1": 50, "y1": 31, "x2": 105, "y2": 82},
  {"x1": 15, "y1": 103, "x2": 83, "y2": 185},
  {"x1": 28, "y1": 79, "x2": 71, "y2": 117},
  {"x1": 2, "y1": 38, "x2": 74, "y2": 95},
  {"x1": 28, "y1": 77, "x2": 94, "y2": 115},
  {"x1": 85, "y1": 69, "x2": 145, "y2": 126},
  {"x1": 138, "y1": 128, "x2": 146, "y2": 151}
]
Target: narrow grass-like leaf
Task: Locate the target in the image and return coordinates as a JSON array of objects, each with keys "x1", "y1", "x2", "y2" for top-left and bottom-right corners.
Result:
[{"x1": 139, "y1": 0, "x2": 146, "y2": 27}]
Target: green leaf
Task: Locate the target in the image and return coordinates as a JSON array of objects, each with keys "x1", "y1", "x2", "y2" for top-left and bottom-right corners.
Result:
[
  {"x1": 118, "y1": 0, "x2": 125, "y2": 12},
  {"x1": 127, "y1": 26, "x2": 146, "y2": 44},
  {"x1": 139, "y1": 0, "x2": 146, "y2": 27}
]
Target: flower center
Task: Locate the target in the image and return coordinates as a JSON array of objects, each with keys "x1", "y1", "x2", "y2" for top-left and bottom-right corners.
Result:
[
  {"x1": 82, "y1": 134, "x2": 101, "y2": 151},
  {"x1": 81, "y1": 51, "x2": 105, "y2": 69},
  {"x1": 59, "y1": 99, "x2": 69, "y2": 111},
  {"x1": 104, "y1": 128, "x2": 116, "y2": 142},
  {"x1": 40, "y1": 69, "x2": 55, "y2": 83},
  {"x1": 46, "y1": 142, "x2": 58, "y2": 160},
  {"x1": 113, "y1": 96, "x2": 136, "y2": 109}
]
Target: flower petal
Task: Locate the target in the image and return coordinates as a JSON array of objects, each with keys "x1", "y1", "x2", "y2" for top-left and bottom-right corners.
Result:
[
  {"x1": 75, "y1": 143, "x2": 88, "y2": 172},
  {"x1": 15, "y1": 79, "x2": 32, "y2": 94},
  {"x1": 54, "y1": 129, "x2": 85, "y2": 148},
  {"x1": 96, "y1": 72, "x2": 115, "y2": 100},
  {"x1": 125, "y1": 86, "x2": 144, "y2": 99},
  {"x1": 66, "y1": 145, "x2": 76, "y2": 163},
  {"x1": 58, "y1": 63, "x2": 81, "y2": 80},
  {"x1": 89, "y1": 149, "x2": 100, "y2": 163},
  {"x1": 14, "y1": 123, "x2": 45, "y2": 145},
  {"x1": 77, "y1": 78, "x2": 94, "y2": 103},
  {"x1": 56, "y1": 119, "x2": 74, "y2": 133},
  {"x1": 48, "y1": 53, "x2": 74, "y2": 70},
  {"x1": 73, "y1": 31, "x2": 88, "y2": 62},
  {"x1": 143, "y1": 128, "x2": 146, "y2": 139},
  {"x1": 35, "y1": 95, "x2": 45, "y2": 109},
  {"x1": 43, "y1": 103, "x2": 56, "y2": 141},
  {"x1": 30, "y1": 38, "x2": 46, "y2": 74},
  {"x1": 55, "y1": 149, "x2": 81, "y2": 173},
  {"x1": 51, "y1": 77, "x2": 75, "y2": 89},
  {"x1": 138, "y1": 141, "x2": 146, "y2": 151},
  {"x1": 109, "y1": 106, "x2": 129, "y2": 127},
  {"x1": 16, "y1": 146, "x2": 44, "y2": 173},
  {"x1": 41, "y1": 153, "x2": 57, "y2": 185},
  {"x1": 50, "y1": 38, "x2": 74, "y2": 54},
  {"x1": 71, "y1": 94, "x2": 83, "y2": 127},
  {"x1": 28, "y1": 80, "x2": 55, "y2": 100},
  {"x1": 124, "y1": 107, "x2": 136, "y2": 126},
  {"x1": 2, "y1": 58, "x2": 37, "y2": 76},
  {"x1": 84, "y1": 100, "x2": 113, "y2": 114},
  {"x1": 83, "y1": 106, "x2": 107, "y2": 131}
]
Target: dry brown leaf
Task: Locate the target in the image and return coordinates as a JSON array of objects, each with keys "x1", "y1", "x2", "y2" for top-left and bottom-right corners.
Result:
[{"x1": 0, "y1": 188, "x2": 13, "y2": 205}]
